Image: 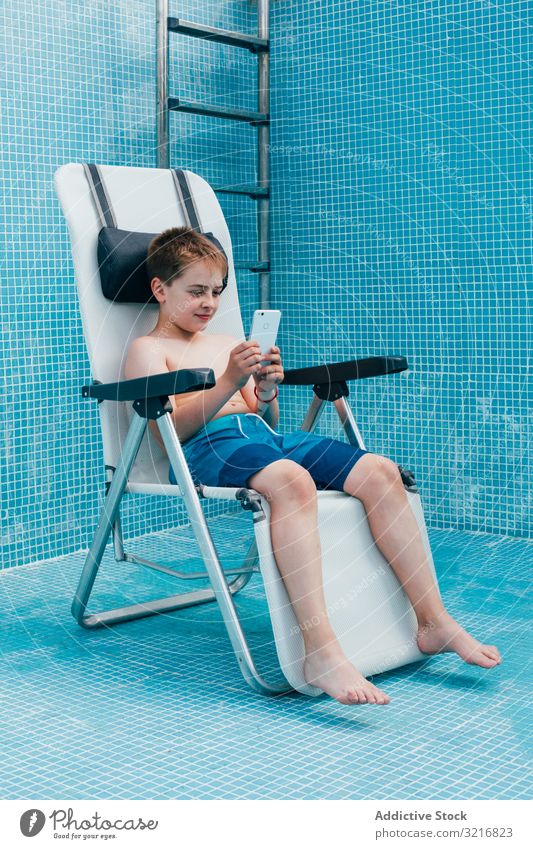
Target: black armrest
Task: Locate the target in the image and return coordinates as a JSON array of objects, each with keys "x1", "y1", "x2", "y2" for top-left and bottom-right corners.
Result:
[
  {"x1": 282, "y1": 356, "x2": 408, "y2": 386},
  {"x1": 81, "y1": 368, "x2": 216, "y2": 402}
]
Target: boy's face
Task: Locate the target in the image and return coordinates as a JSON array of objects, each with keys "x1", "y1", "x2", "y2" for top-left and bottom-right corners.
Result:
[{"x1": 152, "y1": 259, "x2": 224, "y2": 335}]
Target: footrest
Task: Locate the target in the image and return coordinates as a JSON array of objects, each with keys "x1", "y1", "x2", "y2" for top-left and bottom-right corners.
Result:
[{"x1": 253, "y1": 489, "x2": 439, "y2": 696}]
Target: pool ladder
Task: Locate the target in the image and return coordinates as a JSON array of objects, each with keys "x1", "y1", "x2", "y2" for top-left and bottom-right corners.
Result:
[{"x1": 156, "y1": 0, "x2": 271, "y2": 308}]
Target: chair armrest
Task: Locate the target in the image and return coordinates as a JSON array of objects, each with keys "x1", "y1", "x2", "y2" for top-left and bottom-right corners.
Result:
[
  {"x1": 282, "y1": 355, "x2": 408, "y2": 386},
  {"x1": 81, "y1": 368, "x2": 215, "y2": 402}
]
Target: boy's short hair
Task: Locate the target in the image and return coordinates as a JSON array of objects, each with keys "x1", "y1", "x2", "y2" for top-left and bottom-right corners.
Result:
[{"x1": 147, "y1": 226, "x2": 228, "y2": 285}]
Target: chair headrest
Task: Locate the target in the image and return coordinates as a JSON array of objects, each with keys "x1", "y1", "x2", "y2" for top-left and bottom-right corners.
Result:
[
  {"x1": 84, "y1": 163, "x2": 229, "y2": 303},
  {"x1": 97, "y1": 226, "x2": 228, "y2": 304}
]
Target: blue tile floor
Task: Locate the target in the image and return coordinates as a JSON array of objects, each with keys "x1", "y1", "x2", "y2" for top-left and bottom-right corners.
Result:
[{"x1": 0, "y1": 513, "x2": 531, "y2": 800}]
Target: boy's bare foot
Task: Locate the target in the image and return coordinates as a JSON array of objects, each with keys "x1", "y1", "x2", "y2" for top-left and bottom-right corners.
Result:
[
  {"x1": 416, "y1": 611, "x2": 502, "y2": 668},
  {"x1": 304, "y1": 645, "x2": 390, "y2": 705}
]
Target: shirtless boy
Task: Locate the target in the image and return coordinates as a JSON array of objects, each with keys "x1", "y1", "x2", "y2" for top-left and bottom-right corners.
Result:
[{"x1": 124, "y1": 226, "x2": 502, "y2": 706}]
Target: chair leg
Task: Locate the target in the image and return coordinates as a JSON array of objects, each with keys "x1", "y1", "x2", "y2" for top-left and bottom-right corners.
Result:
[
  {"x1": 300, "y1": 393, "x2": 326, "y2": 432},
  {"x1": 111, "y1": 493, "x2": 259, "y2": 580},
  {"x1": 109, "y1": 475, "x2": 126, "y2": 561},
  {"x1": 333, "y1": 396, "x2": 418, "y2": 491},
  {"x1": 72, "y1": 409, "x2": 292, "y2": 696},
  {"x1": 109, "y1": 434, "x2": 258, "y2": 580},
  {"x1": 332, "y1": 396, "x2": 368, "y2": 449},
  {"x1": 120, "y1": 548, "x2": 259, "y2": 580},
  {"x1": 158, "y1": 413, "x2": 292, "y2": 695},
  {"x1": 72, "y1": 413, "x2": 223, "y2": 627}
]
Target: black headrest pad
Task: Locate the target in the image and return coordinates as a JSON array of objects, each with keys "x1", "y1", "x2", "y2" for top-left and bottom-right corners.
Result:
[{"x1": 97, "y1": 227, "x2": 228, "y2": 303}]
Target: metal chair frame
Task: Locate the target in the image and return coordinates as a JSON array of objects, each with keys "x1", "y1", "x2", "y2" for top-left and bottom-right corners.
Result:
[{"x1": 74, "y1": 361, "x2": 414, "y2": 697}]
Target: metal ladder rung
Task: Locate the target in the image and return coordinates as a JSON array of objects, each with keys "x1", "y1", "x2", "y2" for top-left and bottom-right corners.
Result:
[
  {"x1": 168, "y1": 17, "x2": 269, "y2": 53},
  {"x1": 213, "y1": 184, "x2": 269, "y2": 199},
  {"x1": 234, "y1": 261, "x2": 270, "y2": 273},
  {"x1": 168, "y1": 97, "x2": 268, "y2": 126}
]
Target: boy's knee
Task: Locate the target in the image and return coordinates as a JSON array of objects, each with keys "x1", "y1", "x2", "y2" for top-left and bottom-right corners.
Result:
[
  {"x1": 365, "y1": 455, "x2": 403, "y2": 489},
  {"x1": 252, "y1": 459, "x2": 316, "y2": 502}
]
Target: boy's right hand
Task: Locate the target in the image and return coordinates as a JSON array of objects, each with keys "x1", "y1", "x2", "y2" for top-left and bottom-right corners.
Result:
[{"x1": 224, "y1": 340, "x2": 264, "y2": 389}]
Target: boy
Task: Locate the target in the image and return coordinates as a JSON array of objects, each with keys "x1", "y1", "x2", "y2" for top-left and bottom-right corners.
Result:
[{"x1": 124, "y1": 227, "x2": 502, "y2": 706}]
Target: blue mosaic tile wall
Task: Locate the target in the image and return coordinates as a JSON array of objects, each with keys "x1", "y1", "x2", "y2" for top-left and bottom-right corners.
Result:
[
  {"x1": 1, "y1": 0, "x2": 531, "y2": 570},
  {"x1": 0, "y1": 1, "x2": 258, "y2": 569},
  {"x1": 269, "y1": 0, "x2": 531, "y2": 537}
]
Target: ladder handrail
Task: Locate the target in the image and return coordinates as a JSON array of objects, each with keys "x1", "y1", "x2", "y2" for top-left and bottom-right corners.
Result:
[
  {"x1": 155, "y1": 0, "x2": 270, "y2": 309},
  {"x1": 156, "y1": 0, "x2": 169, "y2": 171}
]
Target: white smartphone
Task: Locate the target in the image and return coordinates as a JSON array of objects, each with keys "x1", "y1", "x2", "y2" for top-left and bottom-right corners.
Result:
[{"x1": 248, "y1": 309, "x2": 281, "y2": 366}]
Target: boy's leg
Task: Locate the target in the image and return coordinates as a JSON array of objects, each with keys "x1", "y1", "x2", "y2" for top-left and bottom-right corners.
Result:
[
  {"x1": 248, "y1": 458, "x2": 391, "y2": 705},
  {"x1": 342, "y1": 454, "x2": 502, "y2": 668}
]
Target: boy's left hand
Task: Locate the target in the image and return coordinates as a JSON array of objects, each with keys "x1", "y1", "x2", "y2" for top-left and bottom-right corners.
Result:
[{"x1": 253, "y1": 346, "x2": 284, "y2": 394}]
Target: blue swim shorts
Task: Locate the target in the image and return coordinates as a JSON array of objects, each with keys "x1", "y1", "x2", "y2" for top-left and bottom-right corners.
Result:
[{"x1": 169, "y1": 412, "x2": 369, "y2": 491}]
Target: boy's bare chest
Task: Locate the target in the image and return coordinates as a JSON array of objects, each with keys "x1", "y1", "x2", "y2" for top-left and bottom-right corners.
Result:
[
  {"x1": 161, "y1": 337, "x2": 231, "y2": 378},
  {"x1": 151, "y1": 335, "x2": 250, "y2": 416}
]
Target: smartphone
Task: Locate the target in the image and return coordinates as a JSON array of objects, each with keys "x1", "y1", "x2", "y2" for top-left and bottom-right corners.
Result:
[{"x1": 248, "y1": 309, "x2": 281, "y2": 366}]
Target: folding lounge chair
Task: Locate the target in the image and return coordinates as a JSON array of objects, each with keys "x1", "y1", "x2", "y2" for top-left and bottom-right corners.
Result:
[{"x1": 54, "y1": 163, "x2": 441, "y2": 697}]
